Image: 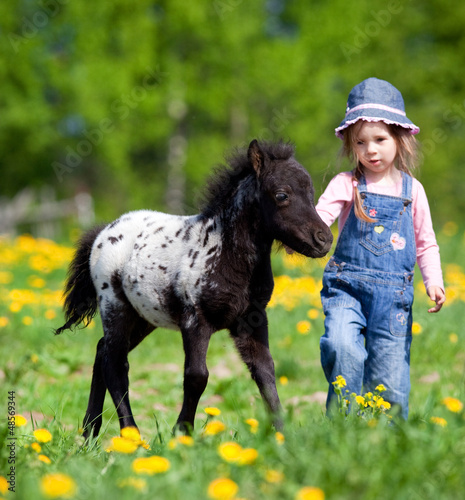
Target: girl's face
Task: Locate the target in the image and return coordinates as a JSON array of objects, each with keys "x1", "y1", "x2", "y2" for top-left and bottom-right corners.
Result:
[{"x1": 353, "y1": 122, "x2": 398, "y2": 180}]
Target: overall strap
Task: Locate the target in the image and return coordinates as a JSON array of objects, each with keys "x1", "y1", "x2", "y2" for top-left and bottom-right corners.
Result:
[{"x1": 400, "y1": 171, "x2": 413, "y2": 203}]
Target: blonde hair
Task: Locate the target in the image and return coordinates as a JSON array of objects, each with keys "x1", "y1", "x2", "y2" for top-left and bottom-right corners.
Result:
[{"x1": 340, "y1": 121, "x2": 420, "y2": 222}]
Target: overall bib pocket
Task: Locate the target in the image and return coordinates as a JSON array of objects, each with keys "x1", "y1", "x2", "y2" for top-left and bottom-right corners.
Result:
[{"x1": 360, "y1": 206, "x2": 402, "y2": 256}]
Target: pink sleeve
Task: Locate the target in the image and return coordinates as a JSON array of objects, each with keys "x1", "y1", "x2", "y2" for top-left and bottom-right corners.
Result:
[
  {"x1": 412, "y1": 179, "x2": 444, "y2": 291},
  {"x1": 316, "y1": 172, "x2": 354, "y2": 228}
]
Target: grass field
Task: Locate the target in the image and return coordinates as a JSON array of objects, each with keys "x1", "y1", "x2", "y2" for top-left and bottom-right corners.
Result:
[{"x1": 0, "y1": 226, "x2": 464, "y2": 500}]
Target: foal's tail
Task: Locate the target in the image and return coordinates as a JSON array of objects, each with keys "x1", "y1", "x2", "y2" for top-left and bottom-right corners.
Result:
[{"x1": 55, "y1": 225, "x2": 106, "y2": 335}]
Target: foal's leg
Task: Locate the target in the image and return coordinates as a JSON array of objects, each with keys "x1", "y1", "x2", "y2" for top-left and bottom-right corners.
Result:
[
  {"x1": 101, "y1": 306, "x2": 154, "y2": 432},
  {"x1": 230, "y1": 308, "x2": 283, "y2": 428},
  {"x1": 83, "y1": 337, "x2": 107, "y2": 440},
  {"x1": 83, "y1": 317, "x2": 154, "y2": 440},
  {"x1": 175, "y1": 322, "x2": 213, "y2": 433}
]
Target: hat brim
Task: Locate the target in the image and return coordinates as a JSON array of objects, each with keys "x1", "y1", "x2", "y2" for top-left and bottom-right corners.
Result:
[{"x1": 335, "y1": 109, "x2": 420, "y2": 139}]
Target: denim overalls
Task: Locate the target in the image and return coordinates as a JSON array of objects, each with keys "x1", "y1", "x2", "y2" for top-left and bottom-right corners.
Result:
[{"x1": 320, "y1": 172, "x2": 415, "y2": 419}]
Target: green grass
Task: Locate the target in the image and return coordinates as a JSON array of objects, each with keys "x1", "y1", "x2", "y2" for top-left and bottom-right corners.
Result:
[{"x1": 0, "y1": 231, "x2": 464, "y2": 500}]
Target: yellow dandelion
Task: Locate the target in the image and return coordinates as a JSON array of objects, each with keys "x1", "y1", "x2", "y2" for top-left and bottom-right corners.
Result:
[
  {"x1": 297, "y1": 320, "x2": 311, "y2": 334},
  {"x1": 14, "y1": 414, "x2": 27, "y2": 427},
  {"x1": 332, "y1": 375, "x2": 346, "y2": 388},
  {"x1": 31, "y1": 442, "x2": 42, "y2": 453},
  {"x1": 177, "y1": 435, "x2": 194, "y2": 446},
  {"x1": 265, "y1": 469, "x2": 284, "y2": 484},
  {"x1": 45, "y1": 309, "x2": 57, "y2": 320},
  {"x1": 117, "y1": 477, "x2": 147, "y2": 491},
  {"x1": 296, "y1": 486, "x2": 325, "y2": 500},
  {"x1": 0, "y1": 317, "x2": 9, "y2": 328},
  {"x1": 31, "y1": 353, "x2": 39, "y2": 363},
  {"x1": 449, "y1": 333, "x2": 458, "y2": 344},
  {"x1": 0, "y1": 271, "x2": 14, "y2": 284},
  {"x1": 442, "y1": 397, "x2": 463, "y2": 413},
  {"x1": 430, "y1": 416, "x2": 447, "y2": 427},
  {"x1": 38, "y1": 454, "x2": 52, "y2": 464},
  {"x1": 132, "y1": 456, "x2": 171, "y2": 475},
  {"x1": 105, "y1": 436, "x2": 138, "y2": 454},
  {"x1": 218, "y1": 442, "x2": 243, "y2": 462},
  {"x1": 355, "y1": 395, "x2": 366, "y2": 406},
  {"x1": 375, "y1": 384, "x2": 386, "y2": 392},
  {"x1": 203, "y1": 420, "x2": 226, "y2": 436},
  {"x1": 0, "y1": 476, "x2": 8, "y2": 495},
  {"x1": 205, "y1": 407, "x2": 221, "y2": 416},
  {"x1": 22, "y1": 316, "x2": 33, "y2": 326},
  {"x1": 207, "y1": 477, "x2": 239, "y2": 500},
  {"x1": 28, "y1": 276, "x2": 46, "y2": 288},
  {"x1": 307, "y1": 308, "x2": 320, "y2": 320},
  {"x1": 9, "y1": 302, "x2": 22, "y2": 313},
  {"x1": 40, "y1": 473, "x2": 76, "y2": 498},
  {"x1": 33, "y1": 429, "x2": 52, "y2": 443},
  {"x1": 279, "y1": 375, "x2": 289, "y2": 386},
  {"x1": 236, "y1": 447, "x2": 258, "y2": 465},
  {"x1": 275, "y1": 431, "x2": 285, "y2": 445},
  {"x1": 245, "y1": 418, "x2": 259, "y2": 434},
  {"x1": 412, "y1": 322, "x2": 422, "y2": 335}
]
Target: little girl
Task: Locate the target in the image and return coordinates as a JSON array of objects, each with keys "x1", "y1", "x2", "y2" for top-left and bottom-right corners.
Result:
[{"x1": 317, "y1": 77, "x2": 445, "y2": 418}]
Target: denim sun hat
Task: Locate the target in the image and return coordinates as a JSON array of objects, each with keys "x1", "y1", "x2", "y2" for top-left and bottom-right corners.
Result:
[{"x1": 335, "y1": 77, "x2": 420, "y2": 139}]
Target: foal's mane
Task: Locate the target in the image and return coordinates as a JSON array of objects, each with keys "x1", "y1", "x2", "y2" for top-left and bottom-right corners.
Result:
[{"x1": 200, "y1": 140, "x2": 295, "y2": 217}]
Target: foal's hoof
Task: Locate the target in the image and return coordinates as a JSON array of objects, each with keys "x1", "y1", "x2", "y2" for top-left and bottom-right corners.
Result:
[{"x1": 173, "y1": 421, "x2": 194, "y2": 436}]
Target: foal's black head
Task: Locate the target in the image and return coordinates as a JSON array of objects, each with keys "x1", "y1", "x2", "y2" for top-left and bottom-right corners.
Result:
[{"x1": 248, "y1": 140, "x2": 333, "y2": 258}]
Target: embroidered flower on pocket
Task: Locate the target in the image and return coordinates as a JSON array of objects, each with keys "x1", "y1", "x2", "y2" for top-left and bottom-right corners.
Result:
[
  {"x1": 390, "y1": 233, "x2": 406, "y2": 251},
  {"x1": 369, "y1": 209, "x2": 377, "y2": 217},
  {"x1": 396, "y1": 312, "x2": 407, "y2": 325}
]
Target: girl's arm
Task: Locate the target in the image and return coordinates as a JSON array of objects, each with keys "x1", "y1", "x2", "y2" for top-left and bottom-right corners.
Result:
[{"x1": 412, "y1": 180, "x2": 445, "y2": 311}]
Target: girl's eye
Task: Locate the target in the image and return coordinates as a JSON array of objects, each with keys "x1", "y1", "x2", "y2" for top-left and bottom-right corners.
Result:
[{"x1": 275, "y1": 192, "x2": 288, "y2": 202}]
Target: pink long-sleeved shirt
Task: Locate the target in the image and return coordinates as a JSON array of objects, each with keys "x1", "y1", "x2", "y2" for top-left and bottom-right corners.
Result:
[{"x1": 316, "y1": 172, "x2": 444, "y2": 291}]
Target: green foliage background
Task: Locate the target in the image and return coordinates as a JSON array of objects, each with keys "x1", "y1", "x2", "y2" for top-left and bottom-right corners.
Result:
[{"x1": 1, "y1": 0, "x2": 465, "y2": 223}]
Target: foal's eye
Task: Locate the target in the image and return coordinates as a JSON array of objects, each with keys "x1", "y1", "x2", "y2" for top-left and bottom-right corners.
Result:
[{"x1": 275, "y1": 192, "x2": 288, "y2": 202}]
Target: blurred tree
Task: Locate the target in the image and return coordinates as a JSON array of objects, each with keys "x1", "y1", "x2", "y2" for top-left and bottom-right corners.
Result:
[{"x1": 1, "y1": 0, "x2": 464, "y2": 225}]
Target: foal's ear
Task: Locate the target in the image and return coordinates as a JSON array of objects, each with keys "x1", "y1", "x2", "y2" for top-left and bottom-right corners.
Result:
[{"x1": 247, "y1": 139, "x2": 265, "y2": 176}]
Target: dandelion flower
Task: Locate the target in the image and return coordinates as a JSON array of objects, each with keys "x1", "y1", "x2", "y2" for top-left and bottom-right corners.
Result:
[
  {"x1": 307, "y1": 308, "x2": 320, "y2": 320},
  {"x1": 117, "y1": 477, "x2": 147, "y2": 491},
  {"x1": 295, "y1": 486, "x2": 325, "y2": 500},
  {"x1": 207, "y1": 477, "x2": 239, "y2": 500},
  {"x1": 22, "y1": 316, "x2": 33, "y2": 326},
  {"x1": 236, "y1": 447, "x2": 258, "y2": 465},
  {"x1": 38, "y1": 454, "x2": 52, "y2": 464},
  {"x1": 245, "y1": 418, "x2": 259, "y2": 434},
  {"x1": 332, "y1": 375, "x2": 346, "y2": 389},
  {"x1": 279, "y1": 376, "x2": 289, "y2": 386},
  {"x1": 412, "y1": 322, "x2": 422, "y2": 335},
  {"x1": 33, "y1": 429, "x2": 52, "y2": 443},
  {"x1": 205, "y1": 407, "x2": 221, "y2": 416},
  {"x1": 442, "y1": 397, "x2": 463, "y2": 413},
  {"x1": 31, "y1": 442, "x2": 42, "y2": 453},
  {"x1": 0, "y1": 476, "x2": 8, "y2": 495},
  {"x1": 40, "y1": 473, "x2": 76, "y2": 498},
  {"x1": 275, "y1": 432, "x2": 285, "y2": 445},
  {"x1": 449, "y1": 333, "x2": 458, "y2": 344},
  {"x1": 355, "y1": 395, "x2": 366, "y2": 406},
  {"x1": 106, "y1": 436, "x2": 138, "y2": 454},
  {"x1": 14, "y1": 414, "x2": 27, "y2": 427},
  {"x1": 375, "y1": 384, "x2": 386, "y2": 392},
  {"x1": 132, "y1": 456, "x2": 170, "y2": 475},
  {"x1": 430, "y1": 416, "x2": 447, "y2": 427},
  {"x1": 0, "y1": 317, "x2": 9, "y2": 327},
  {"x1": 203, "y1": 420, "x2": 226, "y2": 436},
  {"x1": 31, "y1": 353, "x2": 39, "y2": 363},
  {"x1": 297, "y1": 320, "x2": 311, "y2": 334},
  {"x1": 45, "y1": 309, "x2": 57, "y2": 320},
  {"x1": 265, "y1": 469, "x2": 284, "y2": 484},
  {"x1": 218, "y1": 442, "x2": 243, "y2": 462}
]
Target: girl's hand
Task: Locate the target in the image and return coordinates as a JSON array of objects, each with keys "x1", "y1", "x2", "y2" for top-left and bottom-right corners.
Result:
[{"x1": 427, "y1": 286, "x2": 446, "y2": 313}]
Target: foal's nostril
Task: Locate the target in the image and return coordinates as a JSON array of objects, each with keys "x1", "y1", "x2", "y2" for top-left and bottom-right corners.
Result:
[{"x1": 314, "y1": 229, "x2": 327, "y2": 247}]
